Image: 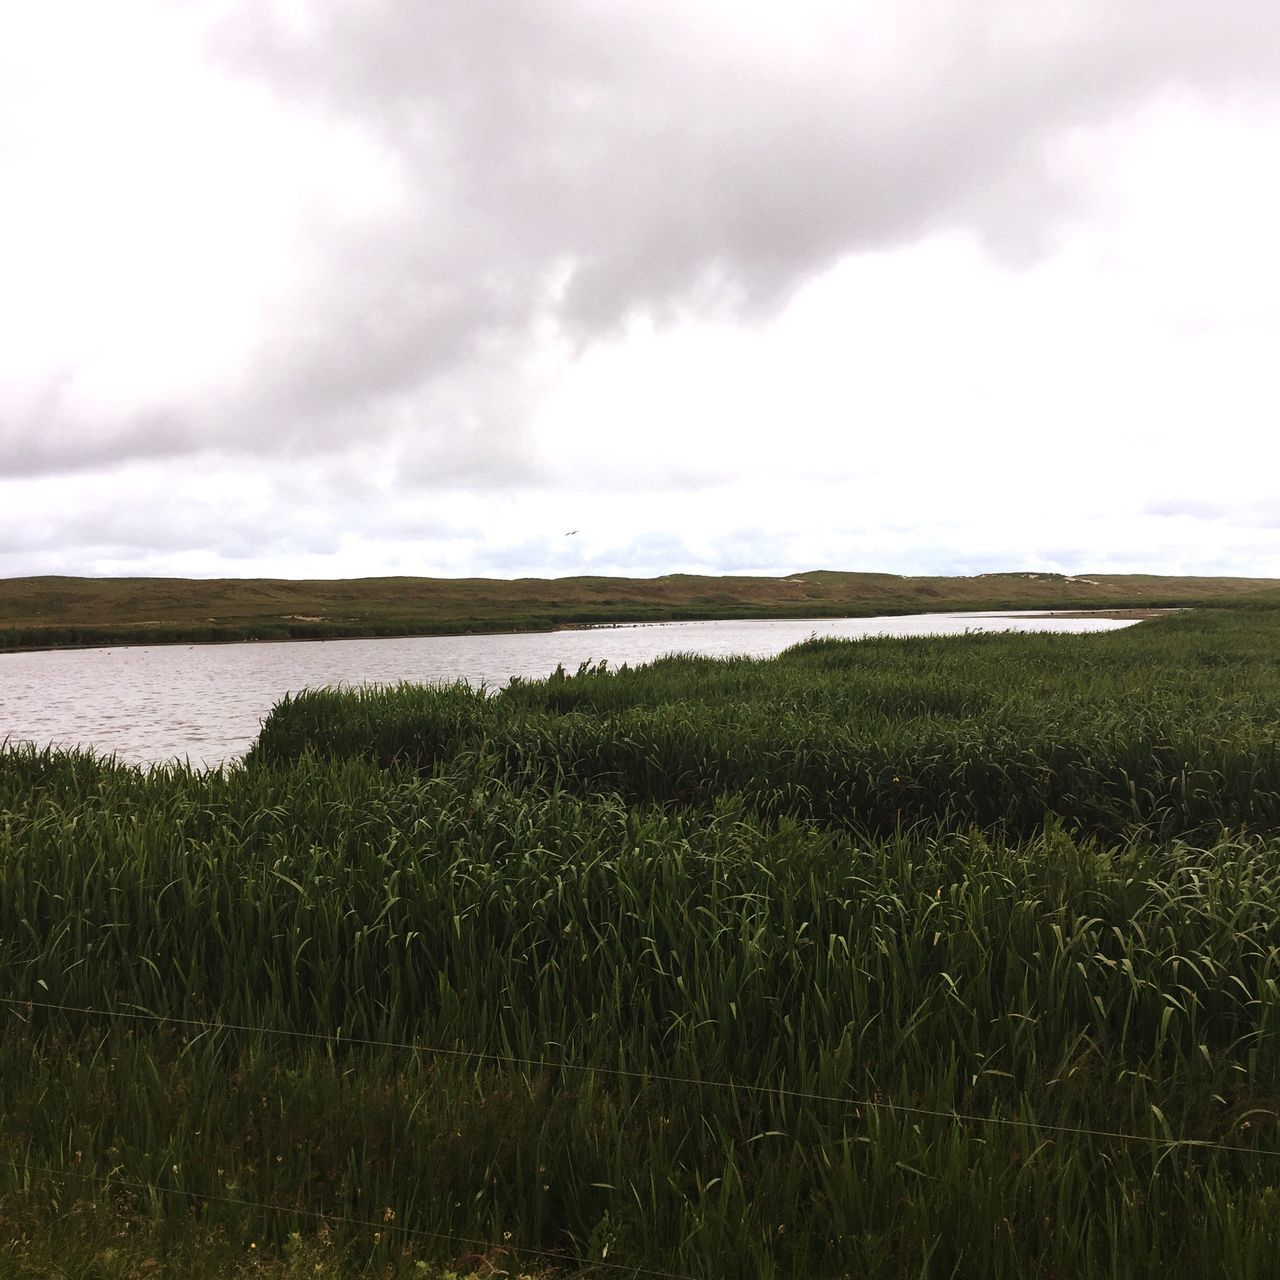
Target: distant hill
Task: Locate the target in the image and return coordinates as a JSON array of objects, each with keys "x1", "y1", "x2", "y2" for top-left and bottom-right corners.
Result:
[{"x1": 2, "y1": 571, "x2": 1277, "y2": 651}]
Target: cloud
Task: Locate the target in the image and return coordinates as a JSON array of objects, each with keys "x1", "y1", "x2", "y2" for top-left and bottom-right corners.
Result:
[
  {"x1": 6, "y1": 0, "x2": 1280, "y2": 487},
  {"x1": 3, "y1": 2, "x2": 1280, "y2": 581},
  {"x1": 0, "y1": 456, "x2": 483, "y2": 577},
  {"x1": 1146, "y1": 497, "x2": 1280, "y2": 529},
  {"x1": 220, "y1": 0, "x2": 1280, "y2": 317},
  {"x1": 1145, "y1": 498, "x2": 1233, "y2": 521}
]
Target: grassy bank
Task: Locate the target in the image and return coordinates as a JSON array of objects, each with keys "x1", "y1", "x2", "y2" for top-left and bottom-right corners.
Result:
[
  {"x1": 3, "y1": 569, "x2": 1279, "y2": 651},
  {"x1": 3, "y1": 609, "x2": 1280, "y2": 1276}
]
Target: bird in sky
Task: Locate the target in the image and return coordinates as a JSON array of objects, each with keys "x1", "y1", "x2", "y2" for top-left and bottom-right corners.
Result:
[{"x1": 565, "y1": 529, "x2": 579, "y2": 536}]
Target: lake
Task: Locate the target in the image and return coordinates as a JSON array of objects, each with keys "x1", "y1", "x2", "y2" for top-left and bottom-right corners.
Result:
[{"x1": 1, "y1": 611, "x2": 1141, "y2": 767}]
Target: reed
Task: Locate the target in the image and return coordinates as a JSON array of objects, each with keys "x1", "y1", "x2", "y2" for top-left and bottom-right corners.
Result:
[
  {"x1": 252, "y1": 607, "x2": 1280, "y2": 842},
  {"x1": 3, "y1": 607, "x2": 1279, "y2": 1277}
]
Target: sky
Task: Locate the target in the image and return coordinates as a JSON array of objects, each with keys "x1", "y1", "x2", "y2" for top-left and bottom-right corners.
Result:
[{"x1": 2, "y1": 1, "x2": 1278, "y2": 582}]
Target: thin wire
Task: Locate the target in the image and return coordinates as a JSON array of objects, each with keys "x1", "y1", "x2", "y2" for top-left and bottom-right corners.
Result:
[
  {"x1": 5, "y1": 995, "x2": 1276, "y2": 1159},
  {"x1": 0, "y1": 1158, "x2": 696, "y2": 1280}
]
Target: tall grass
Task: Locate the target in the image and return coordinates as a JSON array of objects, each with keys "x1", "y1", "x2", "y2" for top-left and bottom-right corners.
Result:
[
  {"x1": 253, "y1": 608, "x2": 1280, "y2": 841},
  {"x1": 3, "y1": 608, "x2": 1280, "y2": 1276}
]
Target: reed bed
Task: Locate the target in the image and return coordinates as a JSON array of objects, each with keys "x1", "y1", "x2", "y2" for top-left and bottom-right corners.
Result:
[
  {"x1": 253, "y1": 607, "x2": 1280, "y2": 841},
  {"x1": 3, "y1": 607, "x2": 1280, "y2": 1277}
]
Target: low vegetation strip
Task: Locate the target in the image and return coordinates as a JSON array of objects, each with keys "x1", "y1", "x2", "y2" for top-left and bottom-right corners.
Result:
[
  {"x1": 3, "y1": 608, "x2": 1280, "y2": 1277},
  {"x1": 2, "y1": 569, "x2": 1278, "y2": 650}
]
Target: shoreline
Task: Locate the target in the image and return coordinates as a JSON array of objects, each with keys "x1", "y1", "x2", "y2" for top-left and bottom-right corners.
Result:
[
  {"x1": 5, "y1": 567, "x2": 1272, "y2": 655},
  {"x1": 993, "y1": 607, "x2": 1182, "y2": 621},
  {"x1": 0, "y1": 603, "x2": 1183, "y2": 656}
]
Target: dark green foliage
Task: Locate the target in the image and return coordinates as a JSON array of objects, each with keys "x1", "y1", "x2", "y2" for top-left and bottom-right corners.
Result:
[
  {"x1": 253, "y1": 608, "x2": 1280, "y2": 842},
  {"x1": 4, "y1": 608, "x2": 1280, "y2": 1277}
]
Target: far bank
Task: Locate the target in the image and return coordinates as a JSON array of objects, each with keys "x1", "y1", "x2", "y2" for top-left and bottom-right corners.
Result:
[{"x1": 1, "y1": 569, "x2": 1275, "y2": 652}]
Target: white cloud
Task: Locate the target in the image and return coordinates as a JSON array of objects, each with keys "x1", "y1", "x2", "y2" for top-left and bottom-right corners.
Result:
[{"x1": 1, "y1": 1, "x2": 1278, "y2": 578}]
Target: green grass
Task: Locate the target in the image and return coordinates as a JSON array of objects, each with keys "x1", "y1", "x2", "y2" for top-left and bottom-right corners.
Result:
[
  {"x1": 3, "y1": 608, "x2": 1280, "y2": 1276},
  {"x1": 252, "y1": 607, "x2": 1280, "y2": 843},
  {"x1": 3, "y1": 569, "x2": 1278, "y2": 650}
]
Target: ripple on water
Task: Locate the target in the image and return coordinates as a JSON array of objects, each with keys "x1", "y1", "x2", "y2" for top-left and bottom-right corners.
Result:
[{"x1": 0, "y1": 612, "x2": 1140, "y2": 767}]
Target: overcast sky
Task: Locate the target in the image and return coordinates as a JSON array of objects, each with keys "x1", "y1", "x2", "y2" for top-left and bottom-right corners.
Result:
[{"x1": 2, "y1": 1, "x2": 1278, "y2": 581}]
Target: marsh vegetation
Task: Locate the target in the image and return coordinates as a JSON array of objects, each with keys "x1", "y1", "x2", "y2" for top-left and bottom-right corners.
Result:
[
  {"x1": 3, "y1": 607, "x2": 1280, "y2": 1276},
  {"x1": 3, "y1": 569, "x2": 1277, "y2": 650}
]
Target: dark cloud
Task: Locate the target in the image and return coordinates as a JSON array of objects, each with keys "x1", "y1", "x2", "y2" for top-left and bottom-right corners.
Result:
[
  {"x1": 218, "y1": 0, "x2": 1280, "y2": 319},
  {"x1": 6, "y1": 0, "x2": 1280, "y2": 488},
  {"x1": 213, "y1": 0, "x2": 1280, "y2": 480}
]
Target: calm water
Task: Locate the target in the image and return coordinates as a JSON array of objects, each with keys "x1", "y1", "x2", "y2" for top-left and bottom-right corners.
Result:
[{"x1": 1, "y1": 612, "x2": 1139, "y2": 768}]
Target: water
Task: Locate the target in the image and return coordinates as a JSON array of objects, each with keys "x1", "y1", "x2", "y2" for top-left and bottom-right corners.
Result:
[{"x1": 1, "y1": 612, "x2": 1140, "y2": 768}]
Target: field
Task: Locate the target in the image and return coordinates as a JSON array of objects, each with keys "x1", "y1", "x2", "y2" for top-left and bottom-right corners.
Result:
[
  {"x1": 2, "y1": 569, "x2": 1279, "y2": 650},
  {"x1": 3, "y1": 607, "x2": 1280, "y2": 1277}
]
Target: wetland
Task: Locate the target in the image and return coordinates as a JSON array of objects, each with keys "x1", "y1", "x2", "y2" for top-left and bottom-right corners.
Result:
[{"x1": 3, "y1": 605, "x2": 1280, "y2": 1277}]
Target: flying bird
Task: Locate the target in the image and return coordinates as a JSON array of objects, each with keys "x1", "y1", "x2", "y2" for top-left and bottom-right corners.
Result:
[{"x1": 565, "y1": 529, "x2": 579, "y2": 536}]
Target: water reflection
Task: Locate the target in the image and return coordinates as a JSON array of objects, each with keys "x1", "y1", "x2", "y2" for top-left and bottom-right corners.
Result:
[{"x1": 1, "y1": 611, "x2": 1140, "y2": 768}]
